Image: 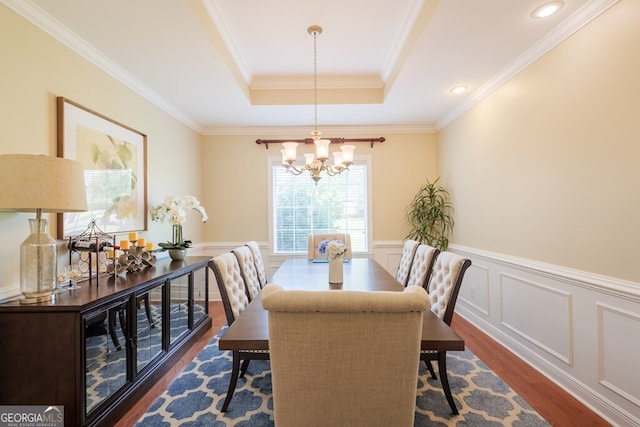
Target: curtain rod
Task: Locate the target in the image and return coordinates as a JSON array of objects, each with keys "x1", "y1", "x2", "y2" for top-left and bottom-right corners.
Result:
[{"x1": 256, "y1": 137, "x2": 385, "y2": 149}]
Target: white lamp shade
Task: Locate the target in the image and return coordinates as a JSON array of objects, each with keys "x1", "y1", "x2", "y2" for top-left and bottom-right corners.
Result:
[
  {"x1": 333, "y1": 151, "x2": 344, "y2": 167},
  {"x1": 340, "y1": 145, "x2": 356, "y2": 165},
  {"x1": 304, "y1": 153, "x2": 315, "y2": 166},
  {"x1": 314, "y1": 139, "x2": 331, "y2": 160},
  {"x1": 281, "y1": 142, "x2": 298, "y2": 163},
  {"x1": 0, "y1": 154, "x2": 87, "y2": 213}
]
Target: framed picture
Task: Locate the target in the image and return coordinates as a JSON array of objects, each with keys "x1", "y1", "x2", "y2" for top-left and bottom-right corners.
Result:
[{"x1": 57, "y1": 97, "x2": 147, "y2": 239}]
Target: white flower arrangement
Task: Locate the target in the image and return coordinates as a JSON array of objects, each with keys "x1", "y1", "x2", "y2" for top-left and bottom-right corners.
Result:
[
  {"x1": 149, "y1": 195, "x2": 208, "y2": 225},
  {"x1": 149, "y1": 195, "x2": 208, "y2": 251},
  {"x1": 318, "y1": 239, "x2": 348, "y2": 260}
]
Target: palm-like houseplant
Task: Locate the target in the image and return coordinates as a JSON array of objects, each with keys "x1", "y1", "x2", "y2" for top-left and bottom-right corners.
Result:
[{"x1": 405, "y1": 178, "x2": 454, "y2": 251}]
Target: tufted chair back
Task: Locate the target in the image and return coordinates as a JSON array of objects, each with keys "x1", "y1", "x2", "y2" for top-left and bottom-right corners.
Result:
[
  {"x1": 209, "y1": 253, "x2": 250, "y2": 325},
  {"x1": 232, "y1": 246, "x2": 262, "y2": 301},
  {"x1": 263, "y1": 284, "x2": 428, "y2": 427},
  {"x1": 246, "y1": 241, "x2": 268, "y2": 287},
  {"x1": 308, "y1": 233, "x2": 352, "y2": 260},
  {"x1": 395, "y1": 239, "x2": 420, "y2": 286},
  {"x1": 426, "y1": 251, "x2": 472, "y2": 325},
  {"x1": 405, "y1": 244, "x2": 439, "y2": 289}
]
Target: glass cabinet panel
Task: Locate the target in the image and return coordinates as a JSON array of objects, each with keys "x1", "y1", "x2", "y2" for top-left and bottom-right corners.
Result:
[
  {"x1": 84, "y1": 299, "x2": 129, "y2": 415},
  {"x1": 136, "y1": 284, "x2": 164, "y2": 373},
  {"x1": 193, "y1": 267, "x2": 207, "y2": 327},
  {"x1": 169, "y1": 272, "x2": 189, "y2": 345}
]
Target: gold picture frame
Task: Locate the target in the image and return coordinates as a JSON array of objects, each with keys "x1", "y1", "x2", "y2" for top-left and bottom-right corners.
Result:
[{"x1": 57, "y1": 97, "x2": 147, "y2": 239}]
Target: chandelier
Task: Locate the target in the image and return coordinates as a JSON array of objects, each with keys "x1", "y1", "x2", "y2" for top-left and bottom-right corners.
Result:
[{"x1": 280, "y1": 25, "x2": 356, "y2": 184}]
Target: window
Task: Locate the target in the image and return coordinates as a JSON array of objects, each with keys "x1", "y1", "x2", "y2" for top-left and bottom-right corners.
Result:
[{"x1": 269, "y1": 156, "x2": 371, "y2": 254}]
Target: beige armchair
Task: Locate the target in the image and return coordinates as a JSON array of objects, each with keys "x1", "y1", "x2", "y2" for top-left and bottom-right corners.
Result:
[
  {"x1": 307, "y1": 233, "x2": 352, "y2": 260},
  {"x1": 262, "y1": 284, "x2": 429, "y2": 427}
]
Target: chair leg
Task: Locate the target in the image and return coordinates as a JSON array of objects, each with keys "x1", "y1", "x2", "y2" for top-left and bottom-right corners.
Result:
[
  {"x1": 438, "y1": 351, "x2": 458, "y2": 415},
  {"x1": 426, "y1": 359, "x2": 437, "y2": 379},
  {"x1": 221, "y1": 351, "x2": 241, "y2": 412},
  {"x1": 141, "y1": 295, "x2": 154, "y2": 328},
  {"x1": 240, "y1": 359, "x2": 250, "y2": 378},
  {"x1": 108, "y1": 309, "x2": 121, "y2": 351}
]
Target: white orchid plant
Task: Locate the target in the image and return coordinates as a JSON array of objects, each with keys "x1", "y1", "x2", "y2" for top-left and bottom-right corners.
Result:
[
  {"x1": 149, "y1": 195, "x2": 208, "y2": 250},
  {"x1": 318, "y1": 239, "x2": 348, "y2": 260}
]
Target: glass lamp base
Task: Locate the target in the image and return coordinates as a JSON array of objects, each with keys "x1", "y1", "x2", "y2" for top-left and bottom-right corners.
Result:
[
  {"x1": 20, "y1": 218, "x2": 57, "y2": 304},
  {"x1": 21, "y1": 293, "x2": 54, "y2": 304}
]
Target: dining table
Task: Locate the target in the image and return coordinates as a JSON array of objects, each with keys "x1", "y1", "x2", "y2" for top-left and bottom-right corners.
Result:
[{"x1": 218, "y1": 257, "x2": 464, "y2": 414}]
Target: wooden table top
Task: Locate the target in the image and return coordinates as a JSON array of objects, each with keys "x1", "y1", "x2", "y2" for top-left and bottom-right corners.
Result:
[{"x1": 218, "y1": 258, "x2": 464, "y2": 352}]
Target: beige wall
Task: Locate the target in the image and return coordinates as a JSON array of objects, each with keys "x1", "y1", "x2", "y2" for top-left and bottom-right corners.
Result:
[
  {"x1": 201, "y1": 132, "x2": 437, "y2": 245},
  {"x1": 439, "y1": 0, "x2": 640, "y2": 283},
  {"x1": 0, "y1": 5, "x2": 203, "y2": 295}
]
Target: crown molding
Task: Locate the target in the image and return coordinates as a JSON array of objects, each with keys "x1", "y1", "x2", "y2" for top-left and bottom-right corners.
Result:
[
  {"x1": 201, "y1": 124, "x2": 435, "y2": 136},
  {"x1": 2, "y1": 0, "x2": 204, "y2": 133},
  {"x1": 436, "y1": 0, "x2": 620, "y2": 131}
]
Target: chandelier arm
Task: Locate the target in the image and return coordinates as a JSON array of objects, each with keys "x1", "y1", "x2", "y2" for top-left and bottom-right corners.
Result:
[{"x1": 284, "y1": 165, "x2": 305, "y2": 175}]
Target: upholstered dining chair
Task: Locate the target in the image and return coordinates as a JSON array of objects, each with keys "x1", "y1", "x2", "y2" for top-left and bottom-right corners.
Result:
[
  {"x1": 307, "y1": 233, "x2": 352, "y2": 260},
  {"x1": 420, "y1": 251, "x2": 472, "y2": 414},
  {"x1": 395, "y1": 239, "x2": 420, "y2": 286},
  {"x1": 262, "y1": 284, "x2": 429, "y2": 427},
  {"x1": 232, "y1": 245, "x2": 261, "y2": 301},
  {"x1": 405, "y1": 243, "x2": 439, "y2": 289},
  {"x1": 245, "y1": 240, "x2": 268, "y2": 288},
  {"x1": 209, "y1": 253, "x2": 269, "y2": 412}
]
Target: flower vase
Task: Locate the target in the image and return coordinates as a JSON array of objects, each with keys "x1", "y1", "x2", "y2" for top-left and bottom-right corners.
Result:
[
  {"x1": 172, "y1": 224, "x2": 183, "y2": 245},
  {"x1": 328, "y1": 257, "x2": 343, "y2": 285},
  {"x1": 169, "y1": 249, "x2": 187, "y2": 261},
  {"x1": 169, "y1": 224, "x2": 187, "y2": 260}
]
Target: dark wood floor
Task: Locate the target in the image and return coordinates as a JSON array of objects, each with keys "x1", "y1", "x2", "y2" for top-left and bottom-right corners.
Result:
[{"x1": 116, "y1": 301, "x2": 610, "y2": 426}]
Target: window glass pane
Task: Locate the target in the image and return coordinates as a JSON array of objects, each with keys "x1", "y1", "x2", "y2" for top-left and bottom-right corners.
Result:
[{"x1": 272, "y1": 161, "x2": 369, "y2": 253}]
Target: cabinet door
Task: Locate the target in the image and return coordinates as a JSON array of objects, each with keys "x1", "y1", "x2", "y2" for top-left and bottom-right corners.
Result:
[
  {"x1": 168, "y1": 272, "x2": 189, "y2": 346},
  {"x1": 84, "y1": 298, "x2": 130, "y2": 416},
  {"x1": 192, "y1": 266, "x2": 208, "y2": 327},
  {"x1": 135, "y1": 283, "x2": 164, "y2": 373}
]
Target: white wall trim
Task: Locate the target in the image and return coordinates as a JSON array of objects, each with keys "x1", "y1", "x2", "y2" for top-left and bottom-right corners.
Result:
[{"x1": 450, "y1": 244, "x2": 640, "y2": 301}]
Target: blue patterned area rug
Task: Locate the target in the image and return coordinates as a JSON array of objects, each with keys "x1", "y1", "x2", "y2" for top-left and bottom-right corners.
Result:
[{"x1": 136, "y1": 328, "x2": 550, "y2": 426}]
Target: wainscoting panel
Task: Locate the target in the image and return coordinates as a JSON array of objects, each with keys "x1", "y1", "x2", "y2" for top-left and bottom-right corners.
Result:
[
  {"x1": 458, "y1": 263, "x2": 490, "y2": 316},
  {"x1": 452, "y1": 244, "x2": 640, "y2": 427},
  {"x1": 597, "y1": 303, "x2": 640, "y2": 408},
  {"x1": 500, "y1": 273, "x2": 573, "y2": 365}
]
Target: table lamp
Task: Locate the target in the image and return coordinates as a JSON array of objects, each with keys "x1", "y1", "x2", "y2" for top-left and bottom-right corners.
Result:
[{"x1": 0, "y1": 154, "x2": 87, "y2": 303}]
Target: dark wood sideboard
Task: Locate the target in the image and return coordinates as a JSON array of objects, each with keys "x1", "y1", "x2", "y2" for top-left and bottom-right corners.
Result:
[{"x1": 0, "y1": 256, "x2": 212, "y2": 427}]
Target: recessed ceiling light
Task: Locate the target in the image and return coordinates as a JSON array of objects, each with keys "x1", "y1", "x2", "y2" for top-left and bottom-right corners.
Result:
[
  {"x1": 531, "y1": 1, "x2": 565, "y2": 18},
  {"x1": 449, "y1": 85, "x2": 468, "y2": 95}
]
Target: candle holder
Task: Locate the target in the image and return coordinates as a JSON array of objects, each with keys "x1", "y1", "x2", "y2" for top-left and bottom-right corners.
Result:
[
  {"x1": 108, "y1": 242, "x2": 156, "y2": 276},
  {"x1": 67, "y1": 220, "x2": 115, "y2": 286}
]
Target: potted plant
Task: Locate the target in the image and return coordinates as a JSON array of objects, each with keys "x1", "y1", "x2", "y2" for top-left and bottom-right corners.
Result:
[{"x1": 405, "y1": 177, "x2": 454, "y2": 251}]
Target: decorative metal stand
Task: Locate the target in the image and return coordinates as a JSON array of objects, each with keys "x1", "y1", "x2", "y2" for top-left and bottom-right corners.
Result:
[
  {"x1": 108, "y1": 241, "x2": 156, "y2": 276},
  {"x1": 68, "y1": 220, "x2": 115, "y2": 286}
]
